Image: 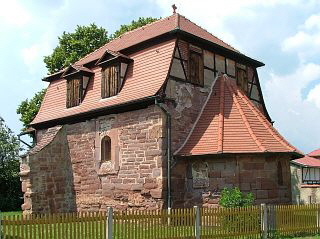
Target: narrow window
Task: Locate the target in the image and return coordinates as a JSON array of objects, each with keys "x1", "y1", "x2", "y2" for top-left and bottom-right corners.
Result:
[
  {"x1": 278, "y1": 161, "x2": 283, "y2": 186},
  {"x1": 236, "y1": 67, "x2": 248, "y2": 93},
  {"x1": 101, "y1": 136, "x2": 111, "y2": 163},
  {"x1": 66, "y1": 78, "x2": 82, "y2": 108},
  {"x1": 101, "y1": 65, "x2": 120, "y2": 98},
  {"x1": 189, "y1": 50, "x2": 204, "y2": 86}
]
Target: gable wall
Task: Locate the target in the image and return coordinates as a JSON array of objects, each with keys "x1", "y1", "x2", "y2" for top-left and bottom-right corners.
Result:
[{"x1": 22, "y1": 105, "x2": 167, "y2": 214}]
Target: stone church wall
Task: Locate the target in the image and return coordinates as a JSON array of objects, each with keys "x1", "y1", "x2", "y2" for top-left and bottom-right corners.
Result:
[
  {"x1": 21, "y1": 105, "x2": 166, "y2": 214},
  {"x1": 171, "y1": 154, "x2": 292, "y2": 208}
]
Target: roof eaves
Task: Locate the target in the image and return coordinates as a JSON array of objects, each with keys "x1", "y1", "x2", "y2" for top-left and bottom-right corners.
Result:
[
  {"x1": 31, "y1": 95, "x2": 157, "y2": 129},
  {"x1": 177, "y1": 29, "x2": 265, "y2": 67}
]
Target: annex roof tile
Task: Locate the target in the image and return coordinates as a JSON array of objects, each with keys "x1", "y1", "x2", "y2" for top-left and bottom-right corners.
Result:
[{"x1": 175, "y1": 75, "x2": 302, "y2": 156}]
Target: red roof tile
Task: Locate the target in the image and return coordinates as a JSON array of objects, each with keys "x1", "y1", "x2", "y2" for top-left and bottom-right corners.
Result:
[
  {"x1": 175, "y1": 75, "x2": 301, "y2": 156},
  {"x1": 31, "y1": 39, "x2": 176, "y2": 125},
  {"x1": 308, "y1": 149, "x2": 320, "y2": 157},
  {"x1": 75, "y1": 13, "x2": 239, "y2": 66},
  {"x1": 293, "y1": 155, "x2": 320, "y2": 167}
]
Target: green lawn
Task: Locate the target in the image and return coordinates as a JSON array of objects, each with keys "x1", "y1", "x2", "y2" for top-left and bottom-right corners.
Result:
[{"x1": 1, "y1": 211, "x2": 22, "y2": 217}]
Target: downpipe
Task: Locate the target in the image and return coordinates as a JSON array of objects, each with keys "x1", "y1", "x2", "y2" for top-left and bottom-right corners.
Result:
[{"x1": 155, "y1": 97, "x2": 172, "y2": 208}]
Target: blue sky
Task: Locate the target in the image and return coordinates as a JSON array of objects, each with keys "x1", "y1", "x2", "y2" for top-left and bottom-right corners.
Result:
[{"x1": 1, "y1": 0, "x2": 320, "y2": 153}]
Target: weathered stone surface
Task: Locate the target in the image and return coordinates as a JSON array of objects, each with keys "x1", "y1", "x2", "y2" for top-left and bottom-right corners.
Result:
[{"x1": 21, "y1": 106, "x2": 166, "y2": 214}]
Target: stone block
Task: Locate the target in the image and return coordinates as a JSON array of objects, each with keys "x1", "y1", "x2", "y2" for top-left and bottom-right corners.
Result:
[
  {"x1": 144, "y1": 183, "x2": 157, "y2": 190},
  {"x1": 256, "y1": 190, "x2": 268, "y2": 199},
  {"x1": 150, "y1": 189, "x2": 162, "y2": 199},
  {"x1": 240, "y1": 183, "x2": 251, "y2": 191},
  {"x1": 131, "y1": 184, "x2": 143, "y2": 191},
  {"x1": 208, "y1": 171, "x2": 221, "y2": 178}
]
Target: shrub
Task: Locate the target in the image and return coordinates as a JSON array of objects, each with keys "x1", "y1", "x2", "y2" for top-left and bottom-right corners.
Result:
[{"x1": 219, "y1": 187, "x2": 254, "y2": 208}]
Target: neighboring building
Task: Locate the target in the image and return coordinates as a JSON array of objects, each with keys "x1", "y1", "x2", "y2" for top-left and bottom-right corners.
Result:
[
  {"x1": 20, "y1": 12, "x2": 302, "y2": 214},
  {"x1": 291, "y1": 149, "x2": 320, "y2": 204}
]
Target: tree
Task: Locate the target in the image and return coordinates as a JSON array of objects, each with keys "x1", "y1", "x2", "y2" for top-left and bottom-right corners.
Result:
[
  {"x1": 17, "y1": 17, "x2": 159, "y2": 129},
  {"x1": 16, "y1": 89, "x2": 46, "y2": 130},
  {"x1": 0, "y1": 117, "x2": 22, "y2": 211},
  {"x1": 110, "y1": 17, "x2": 159, "y2": 39},
  {"x1": 44, "y1": 23, "x2": 109, "y2": 74}
]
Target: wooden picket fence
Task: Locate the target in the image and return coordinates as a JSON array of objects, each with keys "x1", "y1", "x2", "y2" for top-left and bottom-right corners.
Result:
[
  {"x1": 1, "y1": 204, "x2": 320, "y2": 239},
  {"x1": 267, "y1": 204, "x2": 320, "y2": 238},
  {"x1": 1, "y1": 212, "x2": 106, "y2": 239}
]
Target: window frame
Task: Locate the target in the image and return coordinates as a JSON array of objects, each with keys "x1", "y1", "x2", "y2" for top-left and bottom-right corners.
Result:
[
  {"x1": 188, "y1": 48, "x2": 204, "y2": 87},
  {"x1": 302, "y1": 167, "x2": 320, "y2": 184},
  {"x1": 236, "y1": 67, "x2": 248, "y2": 94},
  {"x1": 101, "y1": 135, "x2": 111, "y2": 163},
  {"x1": 66, "y1": 77, "x2": 83, "y2": 108}
]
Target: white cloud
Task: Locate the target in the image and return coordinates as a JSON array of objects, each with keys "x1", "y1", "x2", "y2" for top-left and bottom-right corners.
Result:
[
  {"x1": 282, "y1": 13, "x2": 320, "y2": 61},
  {"x1": 21, "y1": 33, "x2": 54, "y2": 75},
  {"x1": 307, "y1": 84, "x2": 320, "y2": 108},
  {"x1": 264, "y1": 63, "x2": 320, "y2": 152},
  {"x1": 0, "y1": 0, "x2": 31, "y2": 26}
]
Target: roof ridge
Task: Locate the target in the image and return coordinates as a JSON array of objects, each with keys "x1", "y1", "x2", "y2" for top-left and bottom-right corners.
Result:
[
  {"x1": 225, "y1": 77, "x2": 266, "y2": 152},
  {"x1": 178, "y1": 14, "x2": 240, "y2": 53},
  {"x1": 236, "y1": 84, "x2": 297, "y2": 151},
  {"x1": 174, "y1": 74, "x2": 220, "y2": 155},
  {"x1": 75, "y1": 15, "x2": 173, "y2": 65}
]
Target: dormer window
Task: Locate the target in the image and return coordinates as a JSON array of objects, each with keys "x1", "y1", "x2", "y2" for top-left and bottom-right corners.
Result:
[
  {"x1": 62, "y1": 65, "x2": 93, "y2": 108},
  {"x1": 96, "y1": 49, "x2": 132, "y2": 99},
  {"x1": 66, "y1": 78, "x2": 82, "y2": 108},
  {"x1": 101, "y1": 65, "x2": 120, "y2": 98}
]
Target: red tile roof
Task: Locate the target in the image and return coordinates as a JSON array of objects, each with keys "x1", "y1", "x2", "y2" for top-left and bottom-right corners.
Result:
[
  {"x1": 175, "y1": 75, "x2": 302, "y2": 156},
  {"x1": 74, "y1": 13, "x2": 239, "y2": 66},
  {"x1": 308, "y1": 149, "x2": 320, "y2": 157},
  {"x1": 31, "y1": 39, "x2": 176, "y2": 125},
  {"x1": 292, "y1": 155, "x2": 320, "y2": 167}
]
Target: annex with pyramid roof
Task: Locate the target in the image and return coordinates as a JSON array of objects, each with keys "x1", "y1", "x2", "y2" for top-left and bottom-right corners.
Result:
[{"x1": 20, "y1": 12, "x2": 302, "y2": 214}]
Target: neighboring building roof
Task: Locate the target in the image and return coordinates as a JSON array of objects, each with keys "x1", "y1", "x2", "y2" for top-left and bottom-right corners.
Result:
[
  {"x1": 31, "y1": 39, "x2": 176, "y2": 125},
  {"x1": 292, "y1": 155, "x2": 320, "y2": 168},
  {"x1": 175, "y1": 75, "x2": 302, "y2": 157},
  {"x1": 308, "y1": 149, "x2": 320, "y2": 157}
]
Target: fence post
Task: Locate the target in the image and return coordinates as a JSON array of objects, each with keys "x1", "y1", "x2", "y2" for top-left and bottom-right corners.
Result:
[
  {"x1": 0, "y1": 210, "x2": 2, "y2": 239},
  {"x1": 106, "y1": 207, "x2": 113, "y2": 239},
  {"x1": 167, "y1": 207, "x2": 171, "y2": 226},
  {"x1": 261, "y1": 204, "x2": 268, "y2": 239},
  {"x1": 317, "y1": 204, "x2": 320, "y2": 233},
  {"x1": 194, "y1": 206, "x2": 200, "y2": 239}
]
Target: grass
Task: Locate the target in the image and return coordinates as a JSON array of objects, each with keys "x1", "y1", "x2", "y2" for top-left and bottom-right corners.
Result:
[{"x1": 1, "y1": 211, "x2": 22, "y2": 217}]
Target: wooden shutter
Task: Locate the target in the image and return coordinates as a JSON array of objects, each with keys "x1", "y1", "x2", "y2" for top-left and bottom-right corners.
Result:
[
  {"x1": 189, "y1": 51, "x2": 204, "y2": 86},
  {"x1": 237, "y1": 68, "x2": 248, "y2": 94},
  {"x1": 101, "y1": 65, "x2": 120, "y2": 98},
  {"x1": 66, "y1": 78, "x2": 82, "y2": 108}
]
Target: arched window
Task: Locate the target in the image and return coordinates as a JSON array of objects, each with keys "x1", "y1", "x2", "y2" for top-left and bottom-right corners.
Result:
[
  {"x1": 101, "y1": 136, "x2": 111, "y2": 163},
  {"x1": 278, "y1": 161, "x2": 283, "y2": 186}
]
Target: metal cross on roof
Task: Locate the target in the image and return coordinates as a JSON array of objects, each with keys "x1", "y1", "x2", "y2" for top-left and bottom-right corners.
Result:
[{"x1": 172, "y1": 4, "x2": 177, "y2": 14}]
